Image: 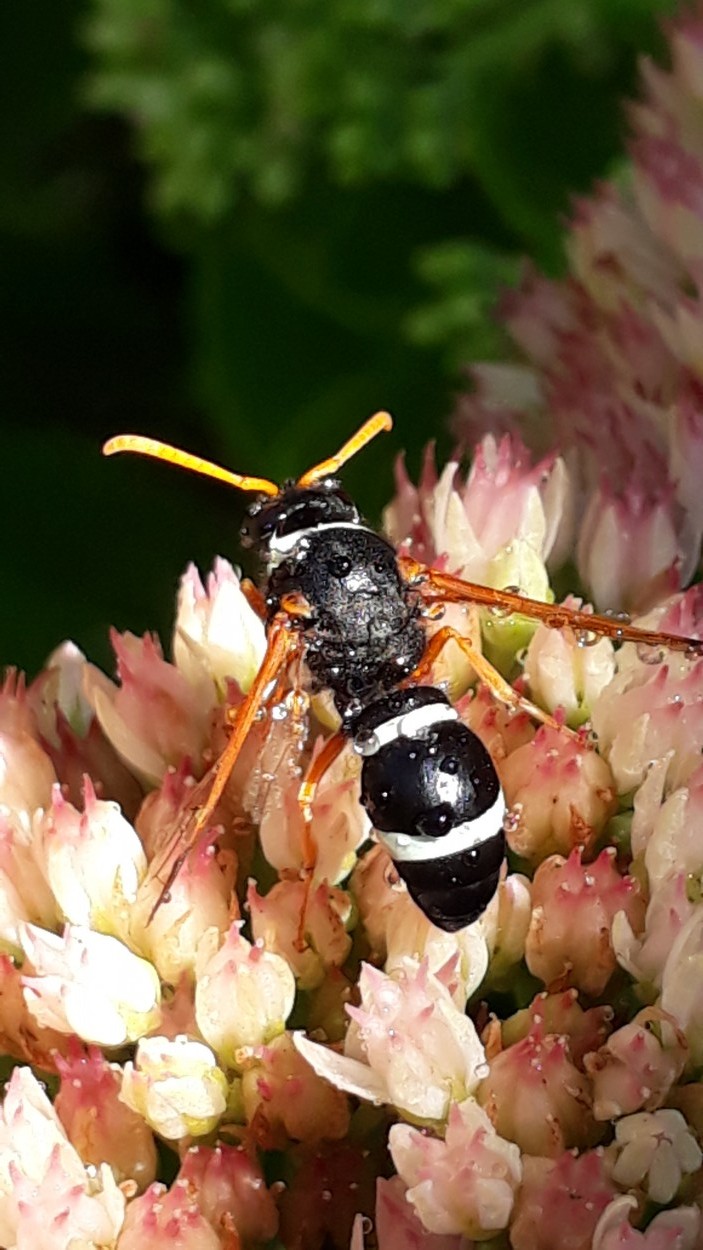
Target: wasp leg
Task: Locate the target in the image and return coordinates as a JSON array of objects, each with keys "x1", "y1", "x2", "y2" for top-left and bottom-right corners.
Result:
[
  {"x1": 410, "y1": 624, "x2": 575, "y2": 735},
  {"x1": 241, "y1": 578, "x2": 267, "y2": 619},
  {"x1": 293, "y1": 730, "x2": 348, "y2": 951},
  {"x1": 399, "y1": 556, "x2": 703, "y2": 657},
  {"x1": 148, "y1": 612, "x2": 300, "y2": 918}
]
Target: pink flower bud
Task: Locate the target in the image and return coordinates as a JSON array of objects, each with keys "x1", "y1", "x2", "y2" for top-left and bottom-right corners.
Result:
[
  {"x1": 117, "y1": 1181, "x2": 220, "y2": 1250},
  {"x1": 593, "y1": 1194, "x2": 701, "y2": 1250},
  {"x1": 195, "y1": 922, "x2": 295, "y2": 1065},
  {"x1": 21, "y1": 923, "x2": 162, "y2": 1047},
  {"x1": 28, "y1": 642, "x2": 143, "y2": 819},
  {"x1": 584, "y1": 1007, "x2": 688, "y2": 1120},
  {"x1": 459, "y1": 683, "x2": 535, "y2": 764},
  {"x1": 370, "y1": 1176, "x2": 465, "y2": 1250},
  {"x1": 524, "y1": 602, "x2": 615, "y2": 726},
  {"x1": 501, "y1": 988, "x2": 613, "y2": 1069},
  {"x1": 614, "y1": 867, "x2": 697, "y2": 994},
  {"x1": 173, "y1": 558, "x2": 267, "y2": 697},
  {"x1": 133, "y1": 838, "x2": 236, "y2": 986},
  {"x1": 510, "y1": 1150, "x2": 617, "y2": 1250},
  {"x1": 384, "y1": 435, "x2": 569, "y2": 586},
  {"x1": 591, "y1": 656, "x2": 703, "y2": 795},
  {"x1": 257, "y1": 737, "x2": 370, "y2": 883},
  {"x1": 83, "y1": 630, "x2": 213, "y2": 786},
  {"x1": 501, "y1": 729, "x2": 617, "y2": 866},
  {"x1": 0, "y1": 1066, "x2": 126, "y2": 1250},
  {"x1": 346, "y1": 962, "x2": 486, "y2": 1121},
  {"x1": 0, "y1": 671, "x2": 57, "y2": 829},
  {"x1": 178, "y1": 1143, "x2": 279, "y2": 1245},
  {"x1": 120, "y1": 1035, "x2": 227, "y2": 1141},
  {"x1": 242, "y1": 1032, "x2": 350, "y2": 1145},
  {"x1": 55, "y1": 1042, "x2": 157, "y2": 1190},
  {"x1": 477, "y1": 1018, "x2": 599, "y2": 1156},
  {"x1": 389, "y1": 1098, "x2": 522, "y2": 1239},
  {"x1": 40, "y1": 778, "x2": 147, "y2": 940},
  {"x1": 247, "y1": 878, "x2": 352, "y2": 991},
  {"x1": 296, "y1": 961, "x2": 486, "y2": 1121},
  {"x1": 525, "y1": 848, "x2": 645, "y2": 995}
]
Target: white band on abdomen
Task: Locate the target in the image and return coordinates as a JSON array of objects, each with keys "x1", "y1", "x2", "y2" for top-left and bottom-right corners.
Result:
[
  {"x1": 354, "y1": 701, "x2": 458, "y2": 756},
  {"x1": 377, "y1": 791, "x2": 506, "y2": 863}
]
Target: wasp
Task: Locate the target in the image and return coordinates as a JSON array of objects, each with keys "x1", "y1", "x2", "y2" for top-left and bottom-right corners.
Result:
[{"x1": 104, "y1": 414, "x2": 703, "y2": 931}]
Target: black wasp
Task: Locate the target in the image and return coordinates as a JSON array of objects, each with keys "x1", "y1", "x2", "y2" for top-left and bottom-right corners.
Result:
[{"x1": 104, "y1": 414, "x2": 703, "y2": 932}]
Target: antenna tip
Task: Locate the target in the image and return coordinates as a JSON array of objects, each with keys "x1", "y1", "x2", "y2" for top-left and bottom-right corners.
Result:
[{"x1": 102, "y1": 435, "x2": 130, "y2": 457}]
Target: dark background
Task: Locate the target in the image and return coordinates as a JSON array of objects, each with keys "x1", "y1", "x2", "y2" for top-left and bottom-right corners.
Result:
[{"x1": 2, "y1": 0, "x2": 677, "y2": 676}]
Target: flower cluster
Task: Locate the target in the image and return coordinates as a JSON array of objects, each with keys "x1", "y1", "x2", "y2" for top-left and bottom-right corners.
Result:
[{"x1": 6, "y1": 5, "x2": 703, "y2": 1249}]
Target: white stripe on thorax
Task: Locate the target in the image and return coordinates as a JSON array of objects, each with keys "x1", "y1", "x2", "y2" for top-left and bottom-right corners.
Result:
[{"x1": 266, "y1": 521, "x2": 370, "y2": 568}]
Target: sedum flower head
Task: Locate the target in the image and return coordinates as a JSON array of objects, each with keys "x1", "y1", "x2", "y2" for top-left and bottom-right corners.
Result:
[{"x1": 7, "y1": 9, "x2": 703, "y2": 1240}]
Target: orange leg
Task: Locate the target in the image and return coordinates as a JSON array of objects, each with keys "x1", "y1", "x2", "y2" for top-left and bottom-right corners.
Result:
[
  {"x1": 399, "y1": 556, "x2": 703, "y2": 657},
  {"x1": 148, "y1": 612, "x2": 300, "y2": 917},
  {"x1": 297, "y1": 730, "x2": 348, "y2": 866},
  {"x1": 294, "y1": 730, "x2": 347, "y2": 951},
  {"x1": 241, "y1": 578, "x2": 267, "y2": 620},
  {"x1": 410, "y1": 625, "x2": 575, "y2": 736}
]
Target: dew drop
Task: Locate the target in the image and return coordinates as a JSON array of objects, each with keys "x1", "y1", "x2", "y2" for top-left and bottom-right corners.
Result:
[
  {"x1": 637, "y1": 642, "x2": 666, "y2": 665},
  {"x1": 474, "y1": 1061, "x2": 490, "y2": 1080},
  {"x1": 354, "y1": 731, "x2": 380, "y2": 757},
  {"x1": 441, "y1": 756, "x2": 460, "y2": 775},
  {"x1": 271, "y1": 703, "x2": 288, "y2": 722}
]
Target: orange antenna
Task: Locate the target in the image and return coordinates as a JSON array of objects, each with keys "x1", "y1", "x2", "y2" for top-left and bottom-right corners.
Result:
[
  {"x1": 102, "y1": 435, "x2": 279, "y2": 497},
  {"x1": 297, "y1": 411, "x2": 393, "y2": 488}
]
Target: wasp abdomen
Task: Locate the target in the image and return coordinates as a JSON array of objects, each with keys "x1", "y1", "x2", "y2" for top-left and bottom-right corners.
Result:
[{"x1": 353, "y1": 687, "x2": 506, "y2": 931}]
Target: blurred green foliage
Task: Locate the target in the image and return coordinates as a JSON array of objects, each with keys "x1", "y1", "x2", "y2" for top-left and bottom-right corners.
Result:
[{"x1": 3, "y1": 0, "x2": 676, "y2": 675}]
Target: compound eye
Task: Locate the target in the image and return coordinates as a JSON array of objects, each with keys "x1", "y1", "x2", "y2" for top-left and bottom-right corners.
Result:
[{"x1": 415, "y1": 804, "x2": 454, "y2": 839}]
